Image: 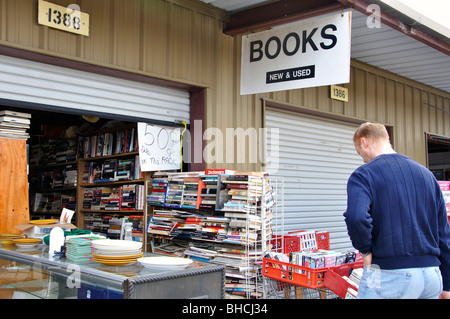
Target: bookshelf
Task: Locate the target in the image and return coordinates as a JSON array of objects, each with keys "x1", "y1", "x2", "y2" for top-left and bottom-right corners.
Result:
[
  {"x1": 29, "y1": 139, "x2": 78, "y2": 220},
  {"x1": 76, "y1": 152, "x2": 146, "y2": 232},
  {"x1": 145, "y1": 170, "x2": 280, "y2": 298},
  {"x1": 75, "y1": 125, "x2": 146, "y2": 242}
]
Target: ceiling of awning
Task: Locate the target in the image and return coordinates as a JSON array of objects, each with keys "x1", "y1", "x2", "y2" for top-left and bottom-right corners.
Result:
[{"x1": 199, "y1": 0, "x2": 450, "y2": 93}]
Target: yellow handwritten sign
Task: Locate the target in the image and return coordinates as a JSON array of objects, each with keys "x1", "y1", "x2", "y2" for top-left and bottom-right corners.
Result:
[{"x1": 38, "y1": 0, "x2": 89, "y2": 36}]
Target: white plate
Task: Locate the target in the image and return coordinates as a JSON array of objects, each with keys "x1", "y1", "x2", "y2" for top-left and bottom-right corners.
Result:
[
  {"x1": 91, "y1": 239, "x2": 142, "y2": 250},
  {"x1": 94, "y1": 248, "x2": 142, "y2": 256},
  {"x1": 137, "y1": 256, "x2": 193, "y2": 270},
  {"x1": 15, "y1": 243, "x2": 39, "y2": 250}
]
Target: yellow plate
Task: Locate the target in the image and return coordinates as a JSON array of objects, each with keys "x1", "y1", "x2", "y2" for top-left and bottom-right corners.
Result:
[
  {"x1": 0, "y1": 239, "x2": 15, "y2": 246},
  {"x1": 0, "y1": 234, "x2": 22, "y2": 239},
  {"x1": 13, "y1": 238, "x2": 42, "y2": 245},
  {"x1": 92, "y1": 252, "x2": 143, "y2": 260},
  {"x1": 93, "y1": 258, "x2": 137, "y2": 266},
  {"x1": 28, "y1": 219, "x2": 59, "y2": 225}
]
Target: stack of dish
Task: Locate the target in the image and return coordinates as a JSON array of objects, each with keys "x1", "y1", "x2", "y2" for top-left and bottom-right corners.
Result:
[
  {"x1": 0, "y1": 234, "x2": 23, "y2": 246},
  {"x1": 13, "y1": 238, "x2": 42, "y2": 250},
  {"x1": 91, "y1": 240, "x2": 143, "y2": 266},
  {"x1": 137, "y1": 256, "x2": 193, "y2": 271}
]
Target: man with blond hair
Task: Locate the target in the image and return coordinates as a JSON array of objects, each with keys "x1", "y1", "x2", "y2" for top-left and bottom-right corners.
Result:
[{"x1": 344, "y1": 122, "x2": 450, "y2": 299}]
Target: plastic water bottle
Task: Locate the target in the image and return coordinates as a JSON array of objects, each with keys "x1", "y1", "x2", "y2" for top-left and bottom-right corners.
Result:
[{"x1": 124, "y1": 222, "x2": 133, "y2": 241}]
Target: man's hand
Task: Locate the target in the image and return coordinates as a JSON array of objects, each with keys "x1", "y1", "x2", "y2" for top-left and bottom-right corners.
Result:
[
  {"x1": 362, "y1": 253, "x2": 372, "y2": 267},
  {"x1": 439, "y1": 291, "x2": 450, "y2": 299}
]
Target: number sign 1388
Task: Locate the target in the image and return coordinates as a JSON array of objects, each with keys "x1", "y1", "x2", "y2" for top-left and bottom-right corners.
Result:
[
  {"x1": 47, "y1": 8, "x2": 81, "y2": 30},
  {"x1": 38, "y1": 0, "x2": 89, "y2": 36}
]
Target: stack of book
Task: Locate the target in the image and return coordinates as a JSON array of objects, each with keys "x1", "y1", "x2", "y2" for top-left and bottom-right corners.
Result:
[
  {"x1": 183, "y1": 246, "x2": 218, "y2": 262},
  {"x1": 181, "y1": 177, "x2": 204, "y2": 209},
  {"x1": 0, "y1": 110, "x2": 31, "y2": 140},
  {"x1": 127, "y1": 215, "x2": 144, "y2": 242},
  {"x1": 107, "y1": 217, "x2": 123, "y2": 239},
  {"x1": 147, "y1": 174, "x2": 168, "y2": 206},
  {"x1": 61, "y1": 194, "x2": 76, "y2": 211},
  {"x1": 63, "y1": 164, "x2": 77, "y2": 187},
  {"x1": 83, "y1": 213, "x2": 123, "y2": 237},
  {"x1": 90, "y1": 187, "x2": 114, "y2": 210},
  {"x1": 146, "y1": 209, "x2": 185, "y2": 236},
  {"x1": 121, "y1": 184, "x2": 145, "y2": 210},
  {"x1": 198, "y1": 174, "x2": 219, "y2": 210},
  {"x1": 223, "y1": 175, "x2": 249, "y2": 211}
]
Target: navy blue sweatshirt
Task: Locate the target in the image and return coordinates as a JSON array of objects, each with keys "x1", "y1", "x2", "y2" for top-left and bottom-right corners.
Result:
[{"x1": 344, "y1": 153, "x2": 450, "y2": 291}]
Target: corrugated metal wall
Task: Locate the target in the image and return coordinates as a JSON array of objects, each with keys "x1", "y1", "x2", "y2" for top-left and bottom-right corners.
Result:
[
  {"x1": 253, "y1": 58, "x2": 450, "y2": 167},
  {"x1": 0, "y1": 0, "x2": 449, "y2": 169}
]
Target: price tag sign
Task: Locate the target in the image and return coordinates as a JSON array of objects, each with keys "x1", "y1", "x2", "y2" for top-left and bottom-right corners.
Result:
[
  {"x1": 330, "y1": 85, "x2": 349, "y2": 102},
  {"x1": 38, "y1": 0, "x2": 89, "y2": 36},
  {"x1": 137, "y1": 123, "x2": 181, "y2": 172}
]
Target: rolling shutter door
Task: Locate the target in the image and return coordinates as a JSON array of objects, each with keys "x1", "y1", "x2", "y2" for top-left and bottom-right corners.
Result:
[
  {"x1": 0, "y1": 55, "x2": 190, "y2": 123},
  {"x1": 265, "y1": 108, "x2": 363, "y2": 251}
]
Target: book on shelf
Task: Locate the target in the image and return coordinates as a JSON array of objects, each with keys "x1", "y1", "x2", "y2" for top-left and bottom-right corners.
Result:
[
  {"x1": 79, "y1": 127, "x2": 138, "y2": 158},
  {"x1": 146, "y1": 209, "x2": 184, "y2": 236},
  {"x1": 181, "y1": 177, "x2": 205, "y2": 209},
  {"x1": 82, "y1": 156, "x2": 142, "y2": 184},
  {"x1": 145, "y1": 169, "x2": 278, "y2": 299},
  {"x1": 147, "y1": 181, "x2": 168, "y2": 206},
  {"x1": 183, "y1": 246, "x2": 218, "y2": 262},
  {"x1": 82, "y1": 184, "x2": 143, "y2": 211}
]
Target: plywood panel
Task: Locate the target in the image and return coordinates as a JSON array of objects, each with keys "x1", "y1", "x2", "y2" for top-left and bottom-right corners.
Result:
[{"x1": 0, "y1": 139, "x2": 29, "y2": 234}]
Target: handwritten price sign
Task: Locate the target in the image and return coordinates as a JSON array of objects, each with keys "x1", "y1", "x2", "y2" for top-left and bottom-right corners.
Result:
[{"x1": 137, "y1": 122, "x2": 181, "y2": 171}]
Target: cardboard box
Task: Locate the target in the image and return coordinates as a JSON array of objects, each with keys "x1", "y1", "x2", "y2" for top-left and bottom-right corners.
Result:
[{"x1": 14, "y1": 222, "x2": 76, "y2": 239}]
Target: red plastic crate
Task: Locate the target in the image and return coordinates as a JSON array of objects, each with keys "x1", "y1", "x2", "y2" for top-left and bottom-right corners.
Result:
[
  {"x1": 263, "y1": 257, "x2": 364, "y2": 290},
  {"x1": 315, "y1": 231, "x2": 330, "y2": 250},
  {"x1": 270, "y1": 235, "x2": 301, "y2": 253},
  {"x1": 287, "y1": 230, "x2": 330, "y2": 250},
  {"x1": 262, "y1": 257, "x2": 328, "y2": 289},
  {"x1": 324, "y1": 262, "x2": 364, "y2": 298}
]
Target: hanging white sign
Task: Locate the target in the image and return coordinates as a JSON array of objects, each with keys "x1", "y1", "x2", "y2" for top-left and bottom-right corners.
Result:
[
  {"x1": 240, "y1": 11, "x2": 352, "y2": 95},
  {"x1": 138, "y1": 122, "x2": 181, "y2": 171}
]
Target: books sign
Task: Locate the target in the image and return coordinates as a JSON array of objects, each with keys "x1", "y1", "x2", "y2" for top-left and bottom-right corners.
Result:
[
  {"x1": 38, "y1": 0, "x2": 89, "y2": 36},
  {"x1": 138, "y1": 123, "x2": 181, "y2": 171},
  {"x1": 240, "y1": 11, "x2": 352, "y2": 95}
]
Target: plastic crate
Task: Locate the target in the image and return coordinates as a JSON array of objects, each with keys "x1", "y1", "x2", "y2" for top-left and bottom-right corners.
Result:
[
  {"x1": 263, "y1": 277, "x2": 337, "y2": 299},
  {"x1": 315, "y1": 231, "x2": 330, "y2": 250},
  {"x1": 262, "y1": 257, "x2": 328, "y2": 289},
  {"x1": 263, "y1": 257, "x2": 364, "y2": 290},
  {"x1": 324, "y1": 261, "x2": 364, "y2": 299},
  {"x1": 286, "y1": 230, "x2": 317, "y2": 251},
  {"x1": 271, "y1": 235, "x2": 301, "y2": 253}
]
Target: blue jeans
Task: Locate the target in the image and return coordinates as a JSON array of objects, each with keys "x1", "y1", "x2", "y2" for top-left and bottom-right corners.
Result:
[{"x1": 357, "y1": 266, "x2": 443, "y2": 299}]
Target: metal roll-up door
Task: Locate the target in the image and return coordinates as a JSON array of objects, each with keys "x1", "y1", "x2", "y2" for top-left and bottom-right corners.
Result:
[
  {"x1": 0, "y1": 55, "x2": 190, "y2": 124},
  {"x1": 265, "y1": 108, "x2": 363, "y2": 251}
]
